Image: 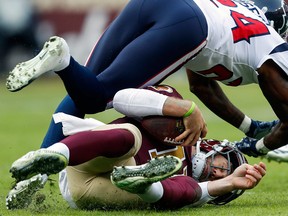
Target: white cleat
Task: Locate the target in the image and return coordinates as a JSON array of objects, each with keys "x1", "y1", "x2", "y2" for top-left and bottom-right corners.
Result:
[
  {"x1": 265, "y1": 145, "x2": 288, "y2": 163},
  {"x1": 6, "y1": 36, "x2": 70, "y2": 92},
  {"x1": 10, "y1": 149, "x2": 68, "y2": 182},
  {"x1": 6, "y1": 174, "x2": 48, "y2": 210}
]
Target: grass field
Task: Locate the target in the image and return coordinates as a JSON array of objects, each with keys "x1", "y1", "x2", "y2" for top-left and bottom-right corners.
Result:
[{"x1": 0, "y1": 71, "x2": 287, "y2": 216}]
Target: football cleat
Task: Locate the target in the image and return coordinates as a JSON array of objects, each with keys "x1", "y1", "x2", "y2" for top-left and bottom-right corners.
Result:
[
  {"x1": 10, "y1": 149, "x2": 68, "y2": 182},
  {"x1": 265, "y1": 144, "x2": 288, "y2": 163},
  {"x1": 235, "y1": 137, "x2": 266, "y2": 157},
  {"x1": 6, "y1": 36, "x2": 70, "y2": 92},
  {"x1": 6, "y1": 174, "x2": 48, "y2": 210},
  {"x1": 245, "y1": 120, "x2": 278, "y2": 139},
  {"x1": 111, "y1": 155, "x2": 182, "y2": 194}
]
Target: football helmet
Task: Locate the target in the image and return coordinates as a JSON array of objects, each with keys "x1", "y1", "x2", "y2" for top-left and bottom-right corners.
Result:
[
  {"x1": 252, "y1": 0, "x2": 288, "y2": 36},
  {"x1": 192, "y1": 139, "x2": 247, "y2": 205}
]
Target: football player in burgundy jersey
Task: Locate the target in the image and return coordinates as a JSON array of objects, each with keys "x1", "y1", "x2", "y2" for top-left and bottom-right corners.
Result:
[
  {"x1": 5, "y1": 0, "x2": 288, "y2": 156},
  {"x1": 6, "y1": 85, "x2": 266, "y2": 210}
]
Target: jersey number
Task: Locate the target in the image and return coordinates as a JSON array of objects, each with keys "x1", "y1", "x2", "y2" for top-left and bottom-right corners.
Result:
[
  {"x1": 197, "y1": 65, "x2": 242, "y2": 86},
  {"x1": 231, "y1": 11, "x2": 270, "y2": 43},
  {"x1": 198, "y1": 0, "x2": 270, "y2": 86}
]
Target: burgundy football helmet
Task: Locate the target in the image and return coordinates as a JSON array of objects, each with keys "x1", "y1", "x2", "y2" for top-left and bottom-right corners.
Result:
[
  {"x1": 192, "y1": 139, "x2": 247, "y2": 205},
  {"x1": 252, "y1": 0, "x2": 288, "y2": 36}
]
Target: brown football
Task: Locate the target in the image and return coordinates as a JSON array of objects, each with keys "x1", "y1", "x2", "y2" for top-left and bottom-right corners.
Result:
[{"x1": 141, "y1": 115, "x2": 185, "y2": 146}]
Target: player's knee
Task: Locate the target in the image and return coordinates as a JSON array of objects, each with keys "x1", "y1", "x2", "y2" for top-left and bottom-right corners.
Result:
[
  {"x1": 121, "y1": 123, "x2": 142, "y2": 152},
  {"x1": 75, "y1": 96, "x2": 108, "y2": 114}
]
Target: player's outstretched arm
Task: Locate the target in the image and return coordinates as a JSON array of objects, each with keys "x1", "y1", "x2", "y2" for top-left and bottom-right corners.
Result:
[
  {"x1": 186, "y1": 69, "x2": 245, "y2": 129},
  {"x1": 257, "y1": 60, "x2": 288, "y2": 149},
  {"x1": 207, "y1": 162, "x2": 266, "y2": 197}
]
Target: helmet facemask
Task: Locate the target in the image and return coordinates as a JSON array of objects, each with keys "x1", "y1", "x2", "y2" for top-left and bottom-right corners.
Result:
[
  {"x1": 192, "y1": 140, "x2": 234, "y2": 181},
  {"x1": 192, "y1": 139, "x2": 247, "y2": 205}
]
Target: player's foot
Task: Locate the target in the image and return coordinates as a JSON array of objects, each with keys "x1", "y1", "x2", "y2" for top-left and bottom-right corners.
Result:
[
  {"x1": 265, "y1": 144, "x2": 288, "y2": 163},
  {"x1": 6, "y1": 36, "x2": 70, "y2": 92},
  {"x1": 246, "y1": 120, "x2": 278, "y2": 139},
  {"x1": 235, "y1": 137, "x2": 266, "y2": 157},
  {"x1": 10, "y1": 149, "x2": 68, "y2": 182},
  {"x1": 111, "y1": 155, "x2": 182, "y2": 194},
  {"x1": 6, "y1": 174, "x2": 48, "y2": 210}
]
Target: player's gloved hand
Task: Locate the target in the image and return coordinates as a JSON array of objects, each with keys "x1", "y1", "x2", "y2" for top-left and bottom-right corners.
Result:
[
  {"x1": 245, "y1": 119, "x2": 279, "y2": 139},
  {"x1": 235, "y1": 137, "x2": 266, "y2": 157}
]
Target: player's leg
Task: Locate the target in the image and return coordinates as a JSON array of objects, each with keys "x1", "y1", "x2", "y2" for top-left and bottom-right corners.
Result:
[
  {"x1": 65, "y1": 161, "x2": 145, "y2": 210},
  {"x1": 12, "y1": 0, "x2": 207, "y2": 148},
  {"x1": 41, "y1": 95, "x2": 84, "y2": 148},
  {"x1": 111, "y1": 158, "x2": 203, "y2": 210},
  {"x1": 237, "y1": 59, "x2": 288, "y2": 156},
  {"x1": 61, "y1": 123, "x2": 142, "y2": 171},
  {"x1": 7, "y1": 0, "x2": 207, "y2": 113},
  {"x1": 7, "y1": 123, "x2": 142, "y2": 209},
  {"x1": 7, "y1": 0, "x2": 151, "y2": 149},
  {"x1": 10, "y1": 123, "x2": 141, "y2": 182},
  {"x1": 60, "y1": 124, "x2": 143, "y2": 209},
  {"x1": 55, "y1": 0, "x2": 208, "y2": 114},
  {"x1": 5, "y1": 0, "x2": 146, "y2": 95}
]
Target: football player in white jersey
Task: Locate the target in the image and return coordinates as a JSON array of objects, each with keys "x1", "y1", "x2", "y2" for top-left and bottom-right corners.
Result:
[
  {"x1": 5, "y1": 0, "x2": 288, "y2": 158},
  {"x1": 186, "y1": 0, "x2": 288, "y2": 157}
]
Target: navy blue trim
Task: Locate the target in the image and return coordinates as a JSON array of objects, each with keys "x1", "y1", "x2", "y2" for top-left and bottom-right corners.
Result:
[{"x1": 269, "y1": 43, "x2": 288, "y2": 54}]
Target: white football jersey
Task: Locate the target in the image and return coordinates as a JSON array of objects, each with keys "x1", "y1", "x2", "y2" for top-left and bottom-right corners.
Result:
[{"x1": 185, "y1": 0, "x2": 288, "y2": 86}]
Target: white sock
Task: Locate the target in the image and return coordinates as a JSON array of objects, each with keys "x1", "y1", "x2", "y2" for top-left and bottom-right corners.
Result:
[
  {"x1": 239, "y1": 115, "x2": 252, "y2": 133},
  {"x1": 46, "y1": 142, "x2": 70, "y2": 160},
  {"x1": 54, "y1": 37, "x2": 70, "y2": 71},
  {"x1": 137, "y1": 182, "x2": 164, "y2": 203},
  {"x1": 256, "y1": 138, "x2": 271, "y2": 154},
  {"x1": 55, "y1": 55, "x2": 70, "y2": 72}
]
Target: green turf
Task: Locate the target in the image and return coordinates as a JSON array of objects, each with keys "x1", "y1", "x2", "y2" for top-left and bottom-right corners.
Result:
[{"x1": 0, "y1": 71, "x2": 286, "y2": 216}]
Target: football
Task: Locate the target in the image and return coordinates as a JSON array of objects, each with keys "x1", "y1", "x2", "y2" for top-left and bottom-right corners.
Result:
[{"x1": 141, "y1": 115, "x2": 185, "y2": 146}]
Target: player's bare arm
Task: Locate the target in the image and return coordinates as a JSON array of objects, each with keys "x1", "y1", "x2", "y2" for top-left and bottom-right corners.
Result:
[
  {"x1": 257, "y1": 60, "x2": 288, "y2": 149},
  {"x1": 207, "y1": 162, "x2": 266, "y2": 197},
  {"x1": 186, "y1": 69, "x2": 245, "y2": 128}
]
